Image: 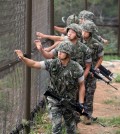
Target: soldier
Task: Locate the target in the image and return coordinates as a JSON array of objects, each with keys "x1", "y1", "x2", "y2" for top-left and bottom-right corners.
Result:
[
  {"x1": 35, "y1": 23, "x2": 92, "y2": 79},
  {"x1": 14, "y1": 41, "x2": 85, "y2": 134},
  {"x1": 40, "y1": 14, "x2": 79, "y2": 52},
  {"x1": 80, "y1": 20, "x2": 104, "y2": 125},
  {"x1": 78, "y1": 10, "x2": 108, "y2": 45},
  {"x1": 54, "y1": 14, "x2": 79, "y2": 34}
]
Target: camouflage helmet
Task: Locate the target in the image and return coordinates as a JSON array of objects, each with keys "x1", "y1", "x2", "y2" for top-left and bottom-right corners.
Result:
[
  {"x1": 78, "y1": 10, "x2": 88, "y2": 19},
  {"x1": 80, "y1": 20, "x2": 98, "y2": 33},
  {"x1": 57, "y1": 41, "x2": 73, "y2": 56},
  {"x1": 66, "y1": 23, "x2": 81, "y2": 38},
  {"x1": 66, "y1": 14, "x2": 79, "y2": 26},
  {"x1": 82, "y1": 11, "x2": 95, "y2": 22}
]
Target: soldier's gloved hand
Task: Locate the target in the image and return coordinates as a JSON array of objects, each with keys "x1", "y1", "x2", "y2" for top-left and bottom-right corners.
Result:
[
  {"x1": 79, "y1": 103, "x2": 84, "y2": 111},
  {"x1": 79, "y1": 103, "x2": 88, "y2": 113}
]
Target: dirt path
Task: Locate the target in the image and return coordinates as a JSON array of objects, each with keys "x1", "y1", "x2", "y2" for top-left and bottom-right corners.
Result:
[{"x1": 77, "y1": 61, "x2": 120, "y2": 134}]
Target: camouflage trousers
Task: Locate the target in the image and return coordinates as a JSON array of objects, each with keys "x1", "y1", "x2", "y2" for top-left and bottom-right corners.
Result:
[
  {"x1": 85, "y1": 74, "x2": 97, "y2": 115},
  {"x1": 47, "y1": 96, "x2": 77, "y2": 134}
]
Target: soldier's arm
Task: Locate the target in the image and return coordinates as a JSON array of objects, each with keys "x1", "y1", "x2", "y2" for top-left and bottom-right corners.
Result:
[
  {"x1": 93, "y1": 33, "x2": 108, "y2": 45},
  {"x1": 54, "y1": 26, "x2": 66, "y2": 34},
  {"x1": 79, "y1": 80, "x2": 85, "y2": 104},
  {"x1": 84, "y1": 47, "x2": 92, "y2": 78},
  {"x1": 36, "y1": 32, "x2": 64, "y2": 41},
  {"x1": 84, "y1": 63, "x2": 91, "y2": 78},
  {"x1": 44, "y1": 41, "x2": 61, "y2": 52},
  {"x1": 94, "y1": 56, "x2": 103, "y2": 70},
  {"x1": 14, "y1": 50, "x2": 41, "y2": 69},
  {"x1": 34, "y1": 40, "x2": 55, "y2": 59}
]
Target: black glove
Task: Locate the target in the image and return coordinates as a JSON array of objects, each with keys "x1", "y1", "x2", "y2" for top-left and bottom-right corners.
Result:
[{"x1": 79, "y1": 103, "x2": 88, "y2": 113}]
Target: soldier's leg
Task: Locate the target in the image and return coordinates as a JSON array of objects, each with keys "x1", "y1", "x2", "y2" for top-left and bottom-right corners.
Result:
[
  {"x1": 84, "y1": 76, "x2": 97, "y2": 124},
  {"x1": 63, "y1": 110, "x2": 77, "y2": 134},
  {"x1": 47, "y1": 101, "x2": 62, "y2": 134}
]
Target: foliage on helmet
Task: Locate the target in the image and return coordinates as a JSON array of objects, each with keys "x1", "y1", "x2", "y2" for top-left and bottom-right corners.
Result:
[
  {"x1": 66, "y1": 14, "x2": 79, "y2": 26},
  {"x1": 80, "y1": 20, "x2": 97, "y2": 33},
  {"x1": 57, "y1": 41, "x2": 73, "y2": 55},
  {"x1": 66, "y1": 23, "x2": 81, "y2": 38}
]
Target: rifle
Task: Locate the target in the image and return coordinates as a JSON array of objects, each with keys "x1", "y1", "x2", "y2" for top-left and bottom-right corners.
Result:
[
  {"x1": 44, "y1": 90, "x2": 105, "y2": 127},
  {"x1": 99, "y1": 65, "x2": 113, "y2": 81},
  {"x1": 90, "y1": 68, "x2": 118, "y2": 90}
]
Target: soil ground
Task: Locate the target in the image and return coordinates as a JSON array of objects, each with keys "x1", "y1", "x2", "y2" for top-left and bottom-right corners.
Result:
[{"x1": 77, "y1": 61, "x2": 120, "y2": 134}]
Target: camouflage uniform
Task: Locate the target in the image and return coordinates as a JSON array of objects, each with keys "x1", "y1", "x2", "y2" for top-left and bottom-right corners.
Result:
[
  {"x1": 63, "y1": 23, "x2": 92, "y2": 69},
  {"x1": 53, "y1": 23, "x2": 92, "y2": 70},
  {"x1": 79, "y1": 10, "x2": 105, "y2": 44},
  {"x1": 81, "y1": 20, "x2": 104, "y2": 116},
  {"x1": 43, "y1": 41, "x2": 84, "y2": 134}
]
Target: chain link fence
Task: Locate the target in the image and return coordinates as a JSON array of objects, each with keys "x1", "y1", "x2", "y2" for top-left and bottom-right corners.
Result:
[{"x1": 0, "y1": 0, "x2": 52, "y2": 133}]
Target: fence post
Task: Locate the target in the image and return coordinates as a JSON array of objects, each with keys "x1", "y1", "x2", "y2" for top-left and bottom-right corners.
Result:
[
  {"x1": 49, "y1": 0, "x2": 54, "y2": 35},
  {"x1": 118, "y1": 0, "x2": 120, "y2": 56},
  {"x1": 25, "y1": 0, "x2": 32, "y2": 133}
]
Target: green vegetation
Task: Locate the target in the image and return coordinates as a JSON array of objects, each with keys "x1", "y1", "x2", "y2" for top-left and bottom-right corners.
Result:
[
  {"x1": 98, "y1": 116, "x2": 120, "y2": 127},
  {"x1": 103, "y1": 55, "x2": 120, "y2": 61},
  {"x1": 30, "y1": 111, "x2": 52, "y2": 134},
  {"x1": 115, "y1": 74, "x2": 120, "y2": 83},
  {"x1": 103, "y1": 99, "x2": 115, "y2": 105},
  {"x1": 30, "y1": 111, "x2": 67, "y2": 134}
]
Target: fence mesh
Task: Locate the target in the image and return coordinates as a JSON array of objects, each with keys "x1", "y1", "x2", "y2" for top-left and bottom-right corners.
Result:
[
  {"x1": 0, "y1": 0, "x2": 120, "y2": 133},
  {"x1": 0, "y1": 0, "x2": 51, "y2": 133}
]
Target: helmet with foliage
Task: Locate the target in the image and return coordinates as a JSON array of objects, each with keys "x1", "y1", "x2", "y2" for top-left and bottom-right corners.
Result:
[
  {"x1": 78, "y1": 10, "x2": 88, "y2": 19},
  {"x1": 80, "y1": 20, "x2": 97, "y2": 33},
  {"x1": 66, "y1": 14, "x2": 79, "y2": 26},
  {"x1": 82, "y1": 11, "x2": 95, "y2": 22},
  {"x1": 57, "y1": 41, "x2": 73, "y2": 56},
  {"x1": 66, "y1": 23, "x2": 81, "y2": 38}
]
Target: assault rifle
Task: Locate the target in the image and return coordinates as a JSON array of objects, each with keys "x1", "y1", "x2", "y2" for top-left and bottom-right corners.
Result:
[
  {"x1": 90, "y1": 66, "x2": 118, "y2": 90},
  {"x1": 99, "y1": 65, "x2": 113, "y2": 81},
  {"x1": 44, "y1": 90, "x2": 105, "y2": 127}
]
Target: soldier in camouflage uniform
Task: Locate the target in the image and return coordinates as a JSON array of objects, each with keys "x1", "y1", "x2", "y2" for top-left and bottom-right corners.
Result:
[
  {"x1": 35, "y1": 23, "x2": 92, "y2": 125},
  {"x1": 78, "y1": 10, "x2": 108, "y2": 45},
  {"x1": 54, "y1": 14, "x2": 79, "y2": 35},
  {"x1": 14, "y1": 41, "x2": 85, "y2": 134},
  {"x1": 80, "y1": 20, "x2": 104, "y2": 125},
  {"x1": 42, "y1": 14, "x2": 79, "y2": 52},
  {"x1": 36, "y1": 23, "x2": 92, "y2": 79}
]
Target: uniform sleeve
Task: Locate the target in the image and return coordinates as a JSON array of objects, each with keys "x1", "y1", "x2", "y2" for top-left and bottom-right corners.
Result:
[
  {"x1": 98, "y1": 44, "x2": 104, "y2": 57},
  {"x1": 77, "y1": 63, "x2": 84, "y2": 83},
  {"x1": 85, "y1": 47, "x2": 92, "y2": 63},
  {"x1": 44, "y1": 59, "x2": 53, "y2": 71},
  {"x1": 39, "y1": 61, "x2": 46, "y2": 69},
  {"x1": 51, "y1": 49, "x2": 58, "y2": 57},
  {"x1": 93, "y1": 33, "x2": 104, "y2": 43},
  {"x1": 78, "y1": 75, "x2": 84, "y2": 83}
]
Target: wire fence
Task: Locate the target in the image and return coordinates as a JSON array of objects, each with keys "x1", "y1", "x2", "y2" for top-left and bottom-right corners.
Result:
[
  {"x1": 0, "y1": 0, "x2": 120, "y2": 133},
  {"x1": 0, "y1": 0, "x2": 52, "y2": 133}
]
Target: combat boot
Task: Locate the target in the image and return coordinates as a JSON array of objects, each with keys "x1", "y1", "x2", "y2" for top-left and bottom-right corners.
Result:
[{"x1": 83, "y1": 116, "x2": 91, "y2": 125}]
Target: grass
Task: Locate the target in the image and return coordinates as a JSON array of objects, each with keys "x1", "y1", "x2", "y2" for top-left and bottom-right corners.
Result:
[
  {"x1": 103, "y1": 55, "x2": 120, "y2": 61},
  {"x1": 30, "y1": 111, "x2": 68, "y2": 134},
  {"x1": 103, "y1": 99, "x2": 115, "y2": 104},
  {"x1": 30, "y1": 111, "x2": 52, "y2": 134},
  {"x1": 98, "y1": 116, "x2": 120, "y2": 127},
  {"x1": 115, "y1": 74, "x2": 120, "y2": 83}
]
